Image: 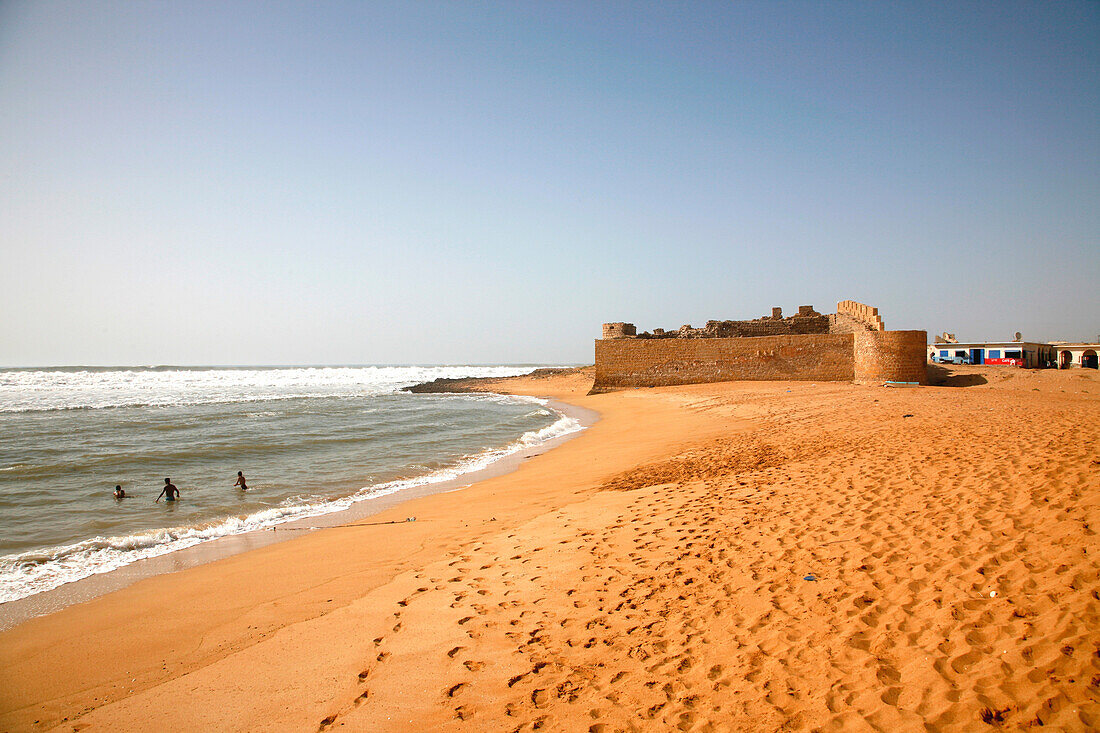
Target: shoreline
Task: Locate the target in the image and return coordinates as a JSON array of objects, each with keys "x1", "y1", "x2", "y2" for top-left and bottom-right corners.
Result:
[
  {"x1": 1, "y1": 366, "x2": 1097, "y2": 731},
  {"x1": 0, "y1": 396, "x2": 599, "y2": 632}
]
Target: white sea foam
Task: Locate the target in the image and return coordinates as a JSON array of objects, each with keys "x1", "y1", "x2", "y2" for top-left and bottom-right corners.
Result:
[
  {"x1": 0, "y1": 396, "x2": 583, "y2": 603},
  {"x1": 0, "y1": 365, "x2": 546, "y2": 412}
]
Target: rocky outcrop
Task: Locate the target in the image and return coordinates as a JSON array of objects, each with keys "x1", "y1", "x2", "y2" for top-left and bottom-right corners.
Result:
[{"x1": 402, "y1": 368, "x2": 578, "y2": 393}]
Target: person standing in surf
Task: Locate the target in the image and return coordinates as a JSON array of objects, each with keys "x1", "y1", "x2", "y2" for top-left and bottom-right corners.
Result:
[
  {"x1": 233, "y1": 471, "x2": 248, "y2": 491},
  {"x1": 156, "y1": 478, "x2": 180, "y2": 502}
]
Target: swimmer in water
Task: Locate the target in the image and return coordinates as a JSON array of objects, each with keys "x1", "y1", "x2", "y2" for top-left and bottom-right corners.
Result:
[
  {"x1": 156, "y1": 478, "x2": 180, "y2": 502},
  {"x1": 234, "y1": 471, "x2": 248, "y2": 491},
  {"x1": 114, "y1": 485, "x2": 126, "y2": 499}
]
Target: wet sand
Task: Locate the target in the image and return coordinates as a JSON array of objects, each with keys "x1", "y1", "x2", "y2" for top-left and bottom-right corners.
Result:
[{"x1": 1, "y1": 366, "x2": 1098, "y2": 731}]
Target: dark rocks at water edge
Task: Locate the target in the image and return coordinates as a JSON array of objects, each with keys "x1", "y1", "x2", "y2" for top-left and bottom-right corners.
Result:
[{"x1": 402, "y1": 368, "x2": 577, "y2": 393}]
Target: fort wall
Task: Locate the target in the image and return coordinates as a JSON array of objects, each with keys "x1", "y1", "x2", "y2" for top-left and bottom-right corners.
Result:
[
  {"x1": 592, "y1": 301, "x2": 926, "y2": 392},
  {"x1": 593, "y1": 334, "x2": 856, "y2": 391}
]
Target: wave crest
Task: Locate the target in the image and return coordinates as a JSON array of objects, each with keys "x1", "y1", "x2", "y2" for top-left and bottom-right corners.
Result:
[{"x1": 0, "y1": 365, "x2": 549, "y2": 413}]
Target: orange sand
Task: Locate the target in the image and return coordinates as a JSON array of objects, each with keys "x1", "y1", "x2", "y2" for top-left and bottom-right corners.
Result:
[{"x1": 1, "y1": 366, "x2": 1098, "y2": 732}]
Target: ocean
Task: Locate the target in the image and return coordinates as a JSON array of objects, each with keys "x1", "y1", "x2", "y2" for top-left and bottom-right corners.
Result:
[{"x1": 0, "y1": 365, "x2": 581, "y2": 604}]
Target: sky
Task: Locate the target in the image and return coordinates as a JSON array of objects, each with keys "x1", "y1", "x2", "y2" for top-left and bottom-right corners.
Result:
[{"x1": 1, "y1": 1, "x2": 1097, "y2": 366}]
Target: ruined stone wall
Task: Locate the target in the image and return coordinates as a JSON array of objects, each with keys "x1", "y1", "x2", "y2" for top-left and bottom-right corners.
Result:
[
  {"x1": 592, "y1": 334, "x2": 856, "y2": 392},
  {"x1": 700, "y1": 314, "x2": 830, "y2": 338},
  {"x1": 853, "y1": 330, "x2": 929, "y2": 384},
  {"x1": 602, "y1": 322, "x2": 637, "y2": 339},
  {"x1": 632, "y1": 307, "x2": 829, "y2": 340},
  {"x1": 829, "y1": 313, "x2": 873, "y2": 334}
]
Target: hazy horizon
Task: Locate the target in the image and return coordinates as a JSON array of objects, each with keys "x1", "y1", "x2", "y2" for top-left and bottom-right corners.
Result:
[{"x1": 2, "y1": 2, "x2": 1097, "y2": 366}]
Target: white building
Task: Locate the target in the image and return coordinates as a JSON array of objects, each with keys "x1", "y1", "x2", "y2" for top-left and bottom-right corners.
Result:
[
  {"x1": 1050, "y1": 342, "x2": 1100, "y2": 369},
  {"x1": 928, "y1": 341, "x2": 1055, "y2": 368}
]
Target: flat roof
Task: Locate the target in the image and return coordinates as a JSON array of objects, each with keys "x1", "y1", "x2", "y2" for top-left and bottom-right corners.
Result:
[{"x1": 930, "y1": 342, "x2": 1045, "y2": 348}]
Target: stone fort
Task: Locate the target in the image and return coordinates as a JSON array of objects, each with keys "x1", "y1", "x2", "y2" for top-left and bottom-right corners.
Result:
[{"x1": 593, "y1": 300, "x2": 927, "y2": 393}]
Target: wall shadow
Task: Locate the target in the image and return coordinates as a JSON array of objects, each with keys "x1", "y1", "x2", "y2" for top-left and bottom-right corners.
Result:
[{"x1": 926, "y1": 364, "x2": 988, "y2": 387}]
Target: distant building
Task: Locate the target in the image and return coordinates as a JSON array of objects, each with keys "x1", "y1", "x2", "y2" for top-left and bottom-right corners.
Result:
[
  {"x1": 928, "y1": 341, "x2": 1056, "y2": 368},
  {"x1": 1049, "y1": 342, "x2": 1100, "y2": 369}
]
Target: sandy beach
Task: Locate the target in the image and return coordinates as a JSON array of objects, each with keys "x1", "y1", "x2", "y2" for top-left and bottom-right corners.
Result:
[{"x1": 1, "y1": 365, "x2": 1098, "y2": 732}]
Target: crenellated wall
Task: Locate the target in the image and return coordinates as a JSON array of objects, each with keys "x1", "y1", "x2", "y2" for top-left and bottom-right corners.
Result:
[{"x1": 836, "y1": 300, "x2": 885, "y2": 331}]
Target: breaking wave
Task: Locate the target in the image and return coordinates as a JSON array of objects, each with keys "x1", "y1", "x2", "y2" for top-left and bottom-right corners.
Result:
[{"x1": 0, "y1": 365, "x2": 545, "y2": 412}]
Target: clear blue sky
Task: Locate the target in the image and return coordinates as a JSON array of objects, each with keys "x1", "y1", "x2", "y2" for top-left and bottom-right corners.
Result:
[{"x1": 1, "y1": 1, "x2": 1097, "y2": 365}]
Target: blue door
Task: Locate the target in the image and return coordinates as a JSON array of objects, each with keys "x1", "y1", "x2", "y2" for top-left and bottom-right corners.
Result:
[{"x1": 970, "y1": 349, "x2": 984, "y2": 365}]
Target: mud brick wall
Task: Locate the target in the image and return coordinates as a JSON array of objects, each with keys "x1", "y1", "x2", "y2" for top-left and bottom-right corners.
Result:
[
  {"x1": 853, "y1": 330, "x2": 929, "y2": 384},
  {"x1": 592, "y1": 334, "x2": 856, "y2": 392}
]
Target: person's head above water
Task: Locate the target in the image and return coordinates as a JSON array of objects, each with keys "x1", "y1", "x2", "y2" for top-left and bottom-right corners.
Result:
[
  {"x1": 164, "y1": 478, "x2": 171, "y2": 484},
  {"x1": 115, "y1": 485, "x2": 121, "y2": 490}
]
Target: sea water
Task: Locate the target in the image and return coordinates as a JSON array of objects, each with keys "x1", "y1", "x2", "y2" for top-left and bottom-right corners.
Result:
[{"x1": 0, "y1": 366, "x2": 581, "y2": 603}]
